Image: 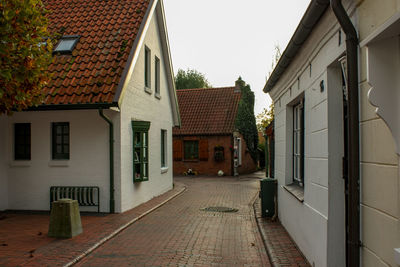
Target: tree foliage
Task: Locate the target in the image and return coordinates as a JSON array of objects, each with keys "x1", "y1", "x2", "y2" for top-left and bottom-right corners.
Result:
[
  {"x1": 256, "y1": 102, "x2": 274, "y2": 131},
  {"x1": 175, "y1": 68, "x2": 211, "y2": 89},
  {"x1": 0, "y1": 0, "x2": 53, "y2": 114},
  {"x1": 234, "y1": 77, "x2": 258, "y2": 162}
]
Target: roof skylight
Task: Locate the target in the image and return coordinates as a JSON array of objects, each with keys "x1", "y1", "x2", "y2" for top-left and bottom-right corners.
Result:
[{"x1": 53, "y1": 35, "x2": 80, "y2": 54}]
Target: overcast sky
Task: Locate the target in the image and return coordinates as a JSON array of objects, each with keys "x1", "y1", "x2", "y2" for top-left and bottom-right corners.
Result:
[{"x1": 163, "y1": 0, "x2": 311, "y2": 115}]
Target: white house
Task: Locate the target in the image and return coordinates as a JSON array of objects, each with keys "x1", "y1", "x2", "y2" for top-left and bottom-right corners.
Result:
[
  {"x1": 0, "y1": 0, "x2": 180, "y2": 213},
  {"x1": 264, "y1": 0, "x2": 400, "y2": 266}
]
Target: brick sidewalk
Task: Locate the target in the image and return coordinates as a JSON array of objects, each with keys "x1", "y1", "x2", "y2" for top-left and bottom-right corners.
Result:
[
  {"x1": 75, "y1": 176, "x2": 270, "y2": 266},
  {"x1": 254, "y1": 198, "x2": 311, "y2": 267},
  {"x1": 0, "y1": 174, "x2": 311, "y2": 267},
  {"x1": 0, "y1": 183, "x2": 185, "y2": 267}
]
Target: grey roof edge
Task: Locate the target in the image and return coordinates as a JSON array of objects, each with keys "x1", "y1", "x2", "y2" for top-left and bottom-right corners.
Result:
[{"x1": 263, "y1": 0, "x2": 330, "y2": 93}]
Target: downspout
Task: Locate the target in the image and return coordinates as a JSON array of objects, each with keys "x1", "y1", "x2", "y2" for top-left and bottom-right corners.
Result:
[
  {"x1": 98, "y1": 108, "x2": 115, "y2": 214},
  {"x1": 330, "y1": 1, "x2": 360, "y2": 266}
]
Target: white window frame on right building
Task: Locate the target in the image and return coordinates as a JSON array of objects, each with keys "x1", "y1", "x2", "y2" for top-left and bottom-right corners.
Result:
[{"x1": 293, "y1": 100, "x2": 304, "y2": 187}]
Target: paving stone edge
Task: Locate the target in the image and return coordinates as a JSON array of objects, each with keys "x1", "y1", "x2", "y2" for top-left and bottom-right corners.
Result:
[
  {"x1": 253, "y1": 198, "x2": 279, "y2": 267},
  {"x1": 64, "y1": 183, "x2": 187, "y2": 267}
]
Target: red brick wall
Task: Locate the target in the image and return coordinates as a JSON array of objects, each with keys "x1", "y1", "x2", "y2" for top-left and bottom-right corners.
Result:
[{"x1": 173, "y1": 134, "x2": 257, "y2": 176}]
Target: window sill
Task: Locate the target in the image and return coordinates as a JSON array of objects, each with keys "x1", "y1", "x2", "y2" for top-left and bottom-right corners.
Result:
[
  {"x1": 9, "y1": 161, "x2": 31, "y2": 167},
  {"x1": 144, "y1": 87, "x2": 152, "y2": 94},
  {"x1": 161, "y1": 167, "x2": 168, "y2": 173},
  {"x1": 283, "y1": 184, "x2": 304, "y2": 202},
  {"x1": 155, "y1": 93, "x2": 161, "y2": 99},
  {"x1": 48, "y1": 160, "x2": 70, "y2": 167}
]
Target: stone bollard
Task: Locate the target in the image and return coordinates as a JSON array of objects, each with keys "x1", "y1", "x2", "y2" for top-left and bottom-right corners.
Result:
[{"x1": 48, "y1": 198, "x2": 83, "y2": 238}]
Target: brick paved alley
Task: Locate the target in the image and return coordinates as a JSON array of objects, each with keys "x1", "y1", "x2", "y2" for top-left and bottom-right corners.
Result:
[{"x1": 76, "y1": 176, "x2": 270, "y2": 266}]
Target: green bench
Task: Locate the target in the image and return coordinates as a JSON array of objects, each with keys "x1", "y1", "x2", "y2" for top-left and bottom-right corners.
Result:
[{"x1": 50, "y1": 186, "x2": 100, "y2": 213}]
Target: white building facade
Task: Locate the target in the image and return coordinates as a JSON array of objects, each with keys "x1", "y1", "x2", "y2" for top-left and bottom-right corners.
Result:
[
  {"x1": 0, "y1": 0, "x2": 180, "y2": 214},
  {"x1": 265, "y1": 0, "x2": 400, "y2": 266}
]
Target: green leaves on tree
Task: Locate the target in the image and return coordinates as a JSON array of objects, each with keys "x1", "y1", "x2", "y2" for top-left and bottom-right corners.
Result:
[
  {"x1": 0, "y1": 0, "x2": 53, "y2": 114},
  {"x1": 174, "y1": 68, "x2": 211, "y2": 90},
  {"x1": 234, "y1": 77, "x2": 258, "y2": 162}
]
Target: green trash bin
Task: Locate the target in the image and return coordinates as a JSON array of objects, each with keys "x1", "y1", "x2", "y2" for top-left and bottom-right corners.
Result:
[{"x1": 260, "y1": 178, "x2": 277, "y2": 218}]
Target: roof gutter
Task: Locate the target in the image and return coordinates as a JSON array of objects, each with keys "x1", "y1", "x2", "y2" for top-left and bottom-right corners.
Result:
[
  {"x1": 330, "y1": 1, "x2": 360, "y2": 266},
  {"x1": 98, "y1": 108, "x2": 115, "y2": 214},
  {"x1": 25, "y1": 102, "x2": 119, "y2": 111}
]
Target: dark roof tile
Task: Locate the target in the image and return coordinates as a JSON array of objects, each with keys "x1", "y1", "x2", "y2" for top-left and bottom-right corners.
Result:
[{"x1": 42, "y1": 0, "x2": 150, "y2": 106}]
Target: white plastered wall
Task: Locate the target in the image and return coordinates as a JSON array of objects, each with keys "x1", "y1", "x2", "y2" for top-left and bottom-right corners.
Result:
[
  {"x1": 358, "y1": 1, "x2": 400, "y2": 265},
  {"x1": 269, "y1": 4, "x2": 349, "y2": 266},
  {"x1": 0, "y1": 115, "x2": 8, "y2": 210},
  {"x1": 4, "y1": 110, "x2": 113, "y2": 212},
  {"x1": 117, "y1": 10, "x2": 173, "y2": 213}
]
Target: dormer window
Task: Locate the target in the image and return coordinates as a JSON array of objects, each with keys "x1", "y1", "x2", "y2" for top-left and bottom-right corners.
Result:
[{"x1": 54, "y1": 35, "x2": 80, "y2": 54}]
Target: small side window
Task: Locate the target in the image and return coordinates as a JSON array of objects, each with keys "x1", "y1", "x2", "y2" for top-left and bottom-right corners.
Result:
[
  {"x1": 161, "y1": 129, "x2": 167, "y2": 168},
  {"x1": 144, "y1": 46, "x2": 151, "y2": 89},
  {"x1": 14, "y1": 123, "x2": 31, "y2": 160},
  {"x1": 155, "y1": 56, "x2": 160, "y2": 97},
  {"x1": 52, "y1": 122, "x2": 70, "y2": 160}
]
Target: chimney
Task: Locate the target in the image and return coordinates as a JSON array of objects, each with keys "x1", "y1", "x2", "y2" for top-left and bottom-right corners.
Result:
[{"x1": 234, "y1": 77, "x2": 244, "y2": 93}]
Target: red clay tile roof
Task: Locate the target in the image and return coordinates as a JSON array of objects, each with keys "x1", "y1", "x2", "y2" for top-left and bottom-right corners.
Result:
[
  {"x1": 173, "y1": 87, "x2": 241, "y2": 135},
  {"x1": 42, "y1": 0, "x2": 150, "y2": 105}
]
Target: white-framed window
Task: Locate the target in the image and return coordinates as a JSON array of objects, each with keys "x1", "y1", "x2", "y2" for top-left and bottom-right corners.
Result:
[
  {"x1": 155, "y1": 56, "x2": 160, "y2": 97},
  {"x1": 161, "y1": 129, "x2": 167, "y2": 168},
  {"x1": 132, "y1": 121, "x2": 150, "y2": 182},
  {"x1": 293, "y1": 100, "x2": 304, "y2": 186},
  {"x1": 144, "y1": 46, "x2": 151, "y2": 89}
]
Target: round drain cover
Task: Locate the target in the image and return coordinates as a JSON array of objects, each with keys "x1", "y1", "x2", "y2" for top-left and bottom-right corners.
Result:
[{"x1": 201, "y1": 206, "x2": 238, "y2": 213}]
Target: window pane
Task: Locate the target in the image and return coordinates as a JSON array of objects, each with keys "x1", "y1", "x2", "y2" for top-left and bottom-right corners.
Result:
[
  {"x1": 135, "y1": 132, "x2": 141, "y2": 146},
  {"x1": 184, "y1": 140, "x2": 198, "y2": 160},
  {"x1": 135, "y1": 164, "x2": 141, "y2": 179},
  {"x1": 134, "y1": 148, "x2": 140, "y2": 162},
  {"x1": 161, "y1": 130, "x2": 167, "y2": 167},
  {"x1": 54, "y1": 39, "x2": 76, "y2": 52},
  {"x1": 52, "y1": 122, "x2": 69, "y2": 159},
  {"x1": 143, "y1": 133, "x2": 147, "y2": 146},
  {"x1": 293, "y1": 102, "x2": 304, "y2": 185},
  {"x1": 143, "y1": 163, "x2": 147, "y2": 177},
  {"x1": 145, "y1": 47, "x2": 150, "y2": 87},
  {"x1": 155, "y1": 57, "x2": 160, "y2": 94},
  {"x1": 14, "y1": 123, "x2": 31, "y2": 160}
]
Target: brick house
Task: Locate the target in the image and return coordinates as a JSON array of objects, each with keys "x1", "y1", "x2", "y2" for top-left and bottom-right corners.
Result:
[{"x1": 173, "y1": 83, "x2": 257, "y2": 176}]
